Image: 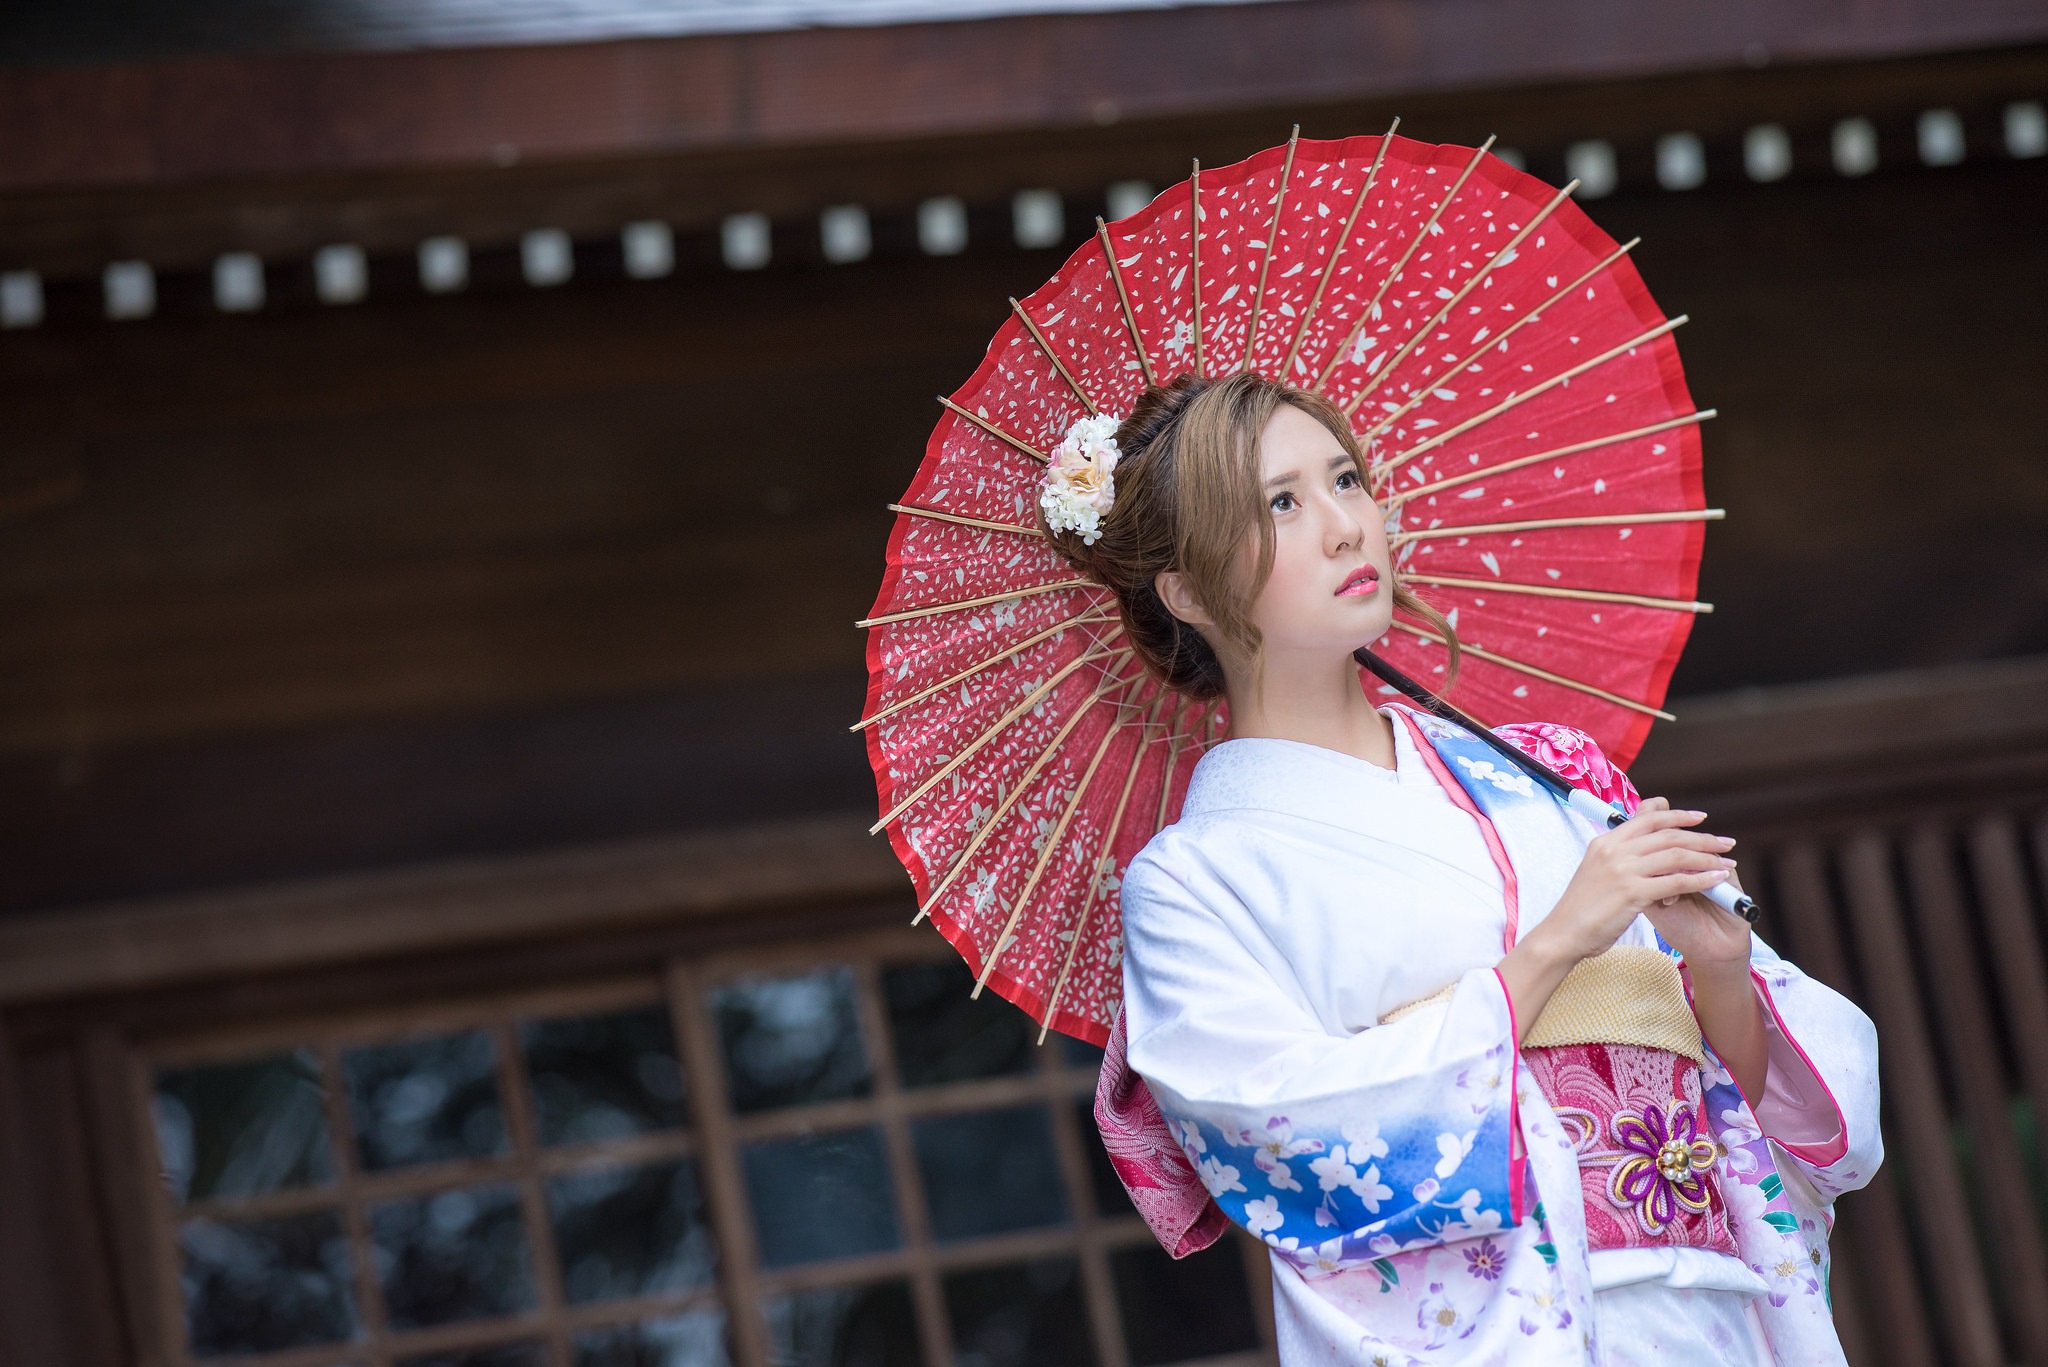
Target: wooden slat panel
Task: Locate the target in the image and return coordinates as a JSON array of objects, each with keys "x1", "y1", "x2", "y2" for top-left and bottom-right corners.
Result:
[
  {"x1": 1963, "y1": 814, "x2": 2048, "y2": 1220},
  {"x1": 1769, "y1": 840, "x2": 1930, "y2": 1367},
  {"x1": 1839, "y1": 832, "x2": 2003, "y2": 1367},
  {"x1": 1901, "y1": 824, "x2": 2048, "y2": 1363}
]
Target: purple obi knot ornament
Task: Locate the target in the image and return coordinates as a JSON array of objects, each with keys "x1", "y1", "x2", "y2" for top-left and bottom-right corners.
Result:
[{"x1": 1608, "y1": 1099, "x2": 1720, "y2": 1234}]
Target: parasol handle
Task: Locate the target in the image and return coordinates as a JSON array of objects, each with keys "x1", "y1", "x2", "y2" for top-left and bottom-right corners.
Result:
[{"x1": 1354, "y1": 648, "x2": 1760, "y2": 925}]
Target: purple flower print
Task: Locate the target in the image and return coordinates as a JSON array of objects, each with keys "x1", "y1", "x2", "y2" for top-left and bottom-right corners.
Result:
[
  {"x1": 1462, "y1": 1238, "x2": 1506, "y2": 1280},
  {"x1": 1506, "y1": 1284, "x2": 1573, "y2": 1334}
]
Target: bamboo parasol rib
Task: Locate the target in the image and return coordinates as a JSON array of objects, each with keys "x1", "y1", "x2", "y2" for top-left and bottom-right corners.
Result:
[
  {"x1": 911, "y1": 666, "x2": 1144, "y2": 923},
  {"x1": 1011, "y1": 297, "x2": 1099, "y2": 417},
  {"x1": 1036, "y1": 699, "x2": 1164, "y2": 1042},
  {"x1": 937, "y1": 395, "x2": 1049, "y2": 463},
  {"x1": 851, "y1": 605, "x2": 1120, "y2": 732},
  {"x1": 1190, "y1": 159, "x2": 1205, "y2": 376},
  {"x1": 1312, "y1": 136, "x2": 1497, "y2": 393},
  {"x1": 1097, "y1": 218, "x2": 1157, "y2": 388},
  {"x1": 1240, "y1": 126, "x2": 1301, "y2": 373},
  {"x1": 1392, "y1": 507, "x2": 1723, "y2": 545},
  {"x1": 886, "y1": 503, "x2": 1042, "y2": 536},
  {"x1": 855, "y1": 577, "x2": 1094, "y2": 629},
  {"x1": 1343, "y1": 180, "x2": 1579, "y2": 417},
  {"x1": 1391, "y1": 619, "x2": 1677, "y2": 720},
  {"x1": 1281, "y1": 118, "x2": 1398, "y2": 381},
  {"x1": 972, "y1": 706, "x2": 1130, "y2": 996},
  {"x1": 1386, "y1": 411, "x2": 1713, "y2": 508},
  {"x1": 873, "y1": 646, "x2": 1128, "y2": 835},
  {"x1": 1375, "y1": 317, "x2": 1688, "y2": 479},
  {"x1": 1400, "y1": 573, "x2": 1713, "y2": 613},
  {"x1": 1362, "y1": 238, "x2": 1642, "y2": 445}
]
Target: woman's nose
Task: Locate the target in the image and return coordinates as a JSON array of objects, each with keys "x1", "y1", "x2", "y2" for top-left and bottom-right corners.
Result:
[{"x1": 1323, "y1": 498, "x2": 1362, "y2": 554}]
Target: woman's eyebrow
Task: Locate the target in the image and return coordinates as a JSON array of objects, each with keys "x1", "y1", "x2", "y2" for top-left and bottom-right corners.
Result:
[
  {"x1": 1262, "y1": 470, "x2": 1302, "y2": 489},
  {"x1": 1327, "y1": 454, "x2": 1356, "y2": 471}
]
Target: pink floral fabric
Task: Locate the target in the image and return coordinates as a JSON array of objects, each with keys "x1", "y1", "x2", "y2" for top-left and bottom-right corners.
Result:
[
  {"x1": 1493, "y1": 722, "x2": 1642, "y2": 814},
  {"x1": 1095, "y1": 1009, "x2": 1230, "y2": 1257},
  {"x1": 1520, "y1": 1042, "x2": 1739, "y2": 1256}
]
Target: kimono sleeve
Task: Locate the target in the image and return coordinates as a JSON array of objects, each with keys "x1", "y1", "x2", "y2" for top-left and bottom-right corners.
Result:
[
  {"x1": 1741, "y1": 934, "x2": 1883, "y2": 1202},
  {"x1": 1120, "y1": 845, "x2": 1523, "y2": 1273}
]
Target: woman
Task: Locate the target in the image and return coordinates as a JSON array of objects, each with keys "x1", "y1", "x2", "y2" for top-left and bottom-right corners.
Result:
[{"x1": 1048, "y1": 372, "x2": 1880, "y2": 1366}]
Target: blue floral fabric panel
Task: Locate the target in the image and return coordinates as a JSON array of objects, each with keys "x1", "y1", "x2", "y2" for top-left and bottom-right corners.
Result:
[{"x1": 1158, "y1": 1049, "x2": 1519, "y2": 1276}]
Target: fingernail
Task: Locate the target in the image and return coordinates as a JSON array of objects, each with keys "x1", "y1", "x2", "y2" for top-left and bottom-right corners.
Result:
[
  {"x1": 1719, "y1": 856, "x2": 1738, "y2": 868},
  {"x1": 1716, "y1": 836, "x2": 1736, "y2": 848},
  {"x1": 1712, "y1": 869, "x2": 1731, "y2": 880}
]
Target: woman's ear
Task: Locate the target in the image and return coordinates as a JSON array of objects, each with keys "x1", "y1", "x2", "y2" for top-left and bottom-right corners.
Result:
[{"x1": 1154, "y1": 569, "x2": 1216, "y2": 629}]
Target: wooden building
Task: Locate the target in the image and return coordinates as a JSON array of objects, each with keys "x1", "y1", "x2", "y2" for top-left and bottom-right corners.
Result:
[{"x1": 1, "y1": 3, "x2": 2047, "y2": 1365}]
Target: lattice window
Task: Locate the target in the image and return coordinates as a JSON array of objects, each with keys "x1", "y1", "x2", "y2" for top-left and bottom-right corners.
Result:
[{"x1": 134, "y1": 927, "x2": 1273, "y2": 1367}]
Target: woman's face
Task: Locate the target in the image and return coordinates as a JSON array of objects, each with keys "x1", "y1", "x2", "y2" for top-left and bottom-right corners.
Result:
[{"x1": 1238, "y1": 402, "x2": 1395, "y2": 663}]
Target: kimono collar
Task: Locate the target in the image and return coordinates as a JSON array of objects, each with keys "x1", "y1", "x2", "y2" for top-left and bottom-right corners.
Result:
[{"x1": 1176, "y1": 706, "x2": 1449, "y2": 835}]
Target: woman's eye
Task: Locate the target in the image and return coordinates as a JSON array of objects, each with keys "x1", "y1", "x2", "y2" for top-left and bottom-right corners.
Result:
[
  {"x1": 1336, "y1": 469, "x2": 1363, "y2": 491},
  {"x1": 1269, "y1": 492, "x2": 1297, "y2": 513}
]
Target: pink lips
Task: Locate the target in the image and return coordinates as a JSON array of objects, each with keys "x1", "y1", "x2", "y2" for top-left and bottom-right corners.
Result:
[{"x1": 1337, "y1": 566, "x2": 1381, "y2": 597}]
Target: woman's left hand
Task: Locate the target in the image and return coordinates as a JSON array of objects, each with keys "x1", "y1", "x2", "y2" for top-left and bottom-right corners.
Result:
[
  {"x1": 1646, "y1": 866, "x2": 1769, "y2": 1099},
  {"x1": 1643, "y1": 868, "x2": 1752, "y2": 974}
]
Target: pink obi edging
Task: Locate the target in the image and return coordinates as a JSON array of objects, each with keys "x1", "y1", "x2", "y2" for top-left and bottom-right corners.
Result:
[{"x1": 1521, "y1": 1041, "x2": 1740, "y2": 1256}]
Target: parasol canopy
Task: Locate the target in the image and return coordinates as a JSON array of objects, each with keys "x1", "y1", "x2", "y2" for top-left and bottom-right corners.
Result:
[{"x1": 858, "y1": 126, "x2": 1717, "y2": 1045}]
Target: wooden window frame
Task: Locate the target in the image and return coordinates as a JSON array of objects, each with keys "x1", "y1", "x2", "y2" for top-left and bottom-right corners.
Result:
[{"x1": 124, "y1": 924, "x2": 1279, "y2": 1367}]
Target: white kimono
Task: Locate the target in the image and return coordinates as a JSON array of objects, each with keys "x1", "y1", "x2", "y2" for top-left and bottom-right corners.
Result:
[{"x1": 1120, "y1": 709, "x2": 1881, "y2": 1366}]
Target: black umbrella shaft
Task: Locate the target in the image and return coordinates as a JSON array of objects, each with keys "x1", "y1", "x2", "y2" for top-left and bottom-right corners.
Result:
[{"x1": 1352, "y1": 647, "x2": 1760, "y2": 925}]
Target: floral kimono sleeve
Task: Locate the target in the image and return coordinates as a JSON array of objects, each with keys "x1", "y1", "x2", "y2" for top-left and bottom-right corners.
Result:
[
  {"x1": 1737, "y1": 935, "x2": 1882, "y2": 1203},
  {"x1": 1120, "y1": 850, "x2": 1522, "y2": 1277}
]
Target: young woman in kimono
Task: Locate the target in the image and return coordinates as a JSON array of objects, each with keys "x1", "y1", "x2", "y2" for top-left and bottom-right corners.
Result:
[{"x1": 1043, "y1": 372, "x2": 1882, "y2": 1366}]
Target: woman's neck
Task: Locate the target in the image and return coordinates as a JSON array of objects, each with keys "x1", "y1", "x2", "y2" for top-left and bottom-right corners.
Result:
[{"x1": 1222, "y1": 648, "x2": 1398, "y2": 770}]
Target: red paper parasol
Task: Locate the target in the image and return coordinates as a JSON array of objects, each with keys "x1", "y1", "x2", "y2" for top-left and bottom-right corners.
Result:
[{"x1": 858, "y1": 127, "x2": 1716, "y2": 1045}]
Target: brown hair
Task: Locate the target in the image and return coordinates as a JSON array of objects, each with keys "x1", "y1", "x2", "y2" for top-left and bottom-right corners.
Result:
[{"x1": 1044, "y1": 371, "x2": 1461, "y2": 700}]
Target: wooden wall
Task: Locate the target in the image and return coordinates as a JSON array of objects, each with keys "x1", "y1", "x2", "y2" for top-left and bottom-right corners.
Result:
[{"x1": 0, "y1": 45, "x2": 2044, "y2": 917}]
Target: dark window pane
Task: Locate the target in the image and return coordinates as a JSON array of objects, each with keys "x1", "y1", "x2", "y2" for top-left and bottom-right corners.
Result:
[
  {"x1": 575, "y1": 1311, "x2": 731, "y2": 1367},
  {"x1": 1109, "y1": 1241, "x2": 1259, "y2": 1367},
  {"x1": 764, "y1": 1281, "x2": 922, "y2": 1367},
  {"x1": 370, "y1": 1183, "x2": 535, "y2": 1330},
  {"x1": 155, "y1": 1050, "x2": 332, "y2": 1204},
  {"x1": 550, "y1": 1158, "x2": 717, "y2": 1303},
  {"x1": 1072, "y1": 1100, "x2": 1133, "y2": 1218},
  {"x1": 1058, "y1": 1037, "x2": 1106, "y2": 1073},
  {"x1": 343, "y1": 1031, "x2": 506, "y2": 1171},
  {"x1": 179, "y1": 1211, "x2": 356, "y2": 1355},
  {"x1": 911, "y1": 1106, "x2": 1067, "y2": 1243},
  {"x1": 881, "y1": 959, "x2": 1032, "y2": 1088},
  {"x1": 714, "y1": 967, "x2": 871, "y2": 1113},
  {"x1": 943, "y1": 1257, "x2": 1096, "y2": 1367},
  {"x1": 397, "y1": 1344, "x2": 546, "y2": 1367},
  {"x1": 523, "y1": 1005, "x2": 686, "y2": 1147},
  {"x1": 741, "y1": 1128, "x2": 899, "y2": 1268}
]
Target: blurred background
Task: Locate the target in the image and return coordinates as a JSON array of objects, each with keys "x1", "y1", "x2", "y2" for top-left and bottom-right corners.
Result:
[{"x1": 0, "y1": 3, "x2": 2046, "y2": 1366}]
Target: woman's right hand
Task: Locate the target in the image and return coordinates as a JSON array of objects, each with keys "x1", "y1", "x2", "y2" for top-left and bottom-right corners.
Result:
[{"x1": 1533, "y1": 797, "x2": 1736, "y2": 963}]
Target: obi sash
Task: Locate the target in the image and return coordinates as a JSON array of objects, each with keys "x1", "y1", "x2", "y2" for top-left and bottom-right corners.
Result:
[{"x1": 1383, "y1": 947, "x2": 1739, "y2": 1256}]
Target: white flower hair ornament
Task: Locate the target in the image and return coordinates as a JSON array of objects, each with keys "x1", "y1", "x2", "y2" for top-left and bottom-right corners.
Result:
[{"x1": 1039, "y1": 413, "x2": 1124, "y2": 546}]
